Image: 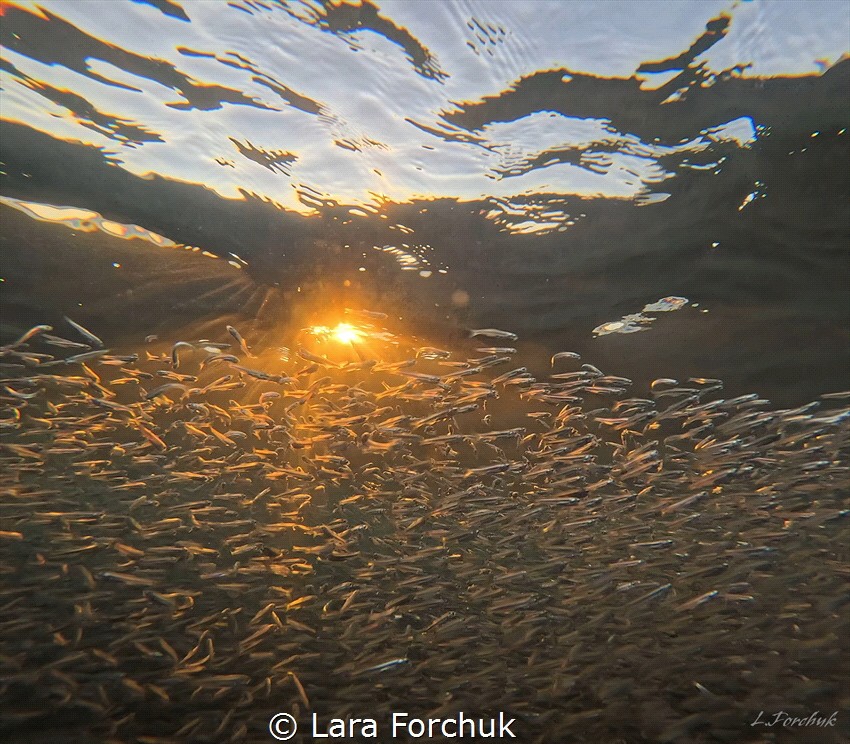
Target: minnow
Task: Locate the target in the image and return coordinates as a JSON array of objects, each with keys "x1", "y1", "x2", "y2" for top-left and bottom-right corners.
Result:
[
  {"x1": 551, "y1": 351, "x2": 581, "y2": 366},
  {"x1": 421, "y1": 433, "x2": 469, "y2": 445},
  {"x1": 156, "y1": 370, "x2": 197, "y2": 382},
  {"x1": 299, "y1": 348, "x2": 337, "y2": 367},
  {"x1": 596, "y1": 375, "x2": 633, "y2": 386},
  {"x1": 231, "y1": 365, "x2": 289, "y2": 383},
  {"x1": 417, "y1": 346, "x2": 452, "y2": 358},
  {"x1": 41, "y1": 349, "x2": 112, "y2": 366},
  {"x1": 464, "y1": 463, "x2": 513, "y2": 477},
  {"x1": 1, "y1": 351, "x2": 48, "y2": 365},
  {"x1": 39, "y1": 333, "x2": 90, "y2": 350},
  {"x1": 2, "y1": 443, "x2": 44, "y2": 459},
  {"x1": 441, "y1": 366, "x2": 483, "y2": 381},
  {"x1": 307, "y1": 375, "x2": 332, "y2": 392},
  {"x1": 628, "y1": 583, "x2": 672, "y2": 605},
  {"x1": 721, "y1": 393, "x2": 761, "y2": 406},
  {"x1": 5, "y1": 324, "x2": 53, "y2": 349},
  {"x1": 688, "y1": 377, "x2": 723, "y2": 386},
  {"x1": 226, "y1": 325, "x2": 252, "y2": 357},
  {"x1": 145, "y1": 383, "x2": 189, "y2": 400},
  {"x1": 63, "y1": 317, "x2": 104, "y2": 347},
  {"x1": 491, "y1": 367, "x2": 528, "y2": 384},
  {"x1": 820, "y1": 390, "x2": 850, "y2": 400},
  {"x1": 88, "y1": 397, "x2": 140, "y2": 416},
  {"x1": 396, "y1": 370, "x2": 442, "y2": 384},
  {"x1": 208, "y1": 427, "x2": 237, "y2": 447},
  {"x1": 359, "y1": 658, "x2": 408, "y2": 674},
  {"x1": 171, "y1": 342, "x2": 194, "y2": 369},
  {"x1": 200, "y1": 353, "x2": 240, "y2": 369},
  {"x1": 2, "y1": 385, "x2": 43, "y2": 399},
  {"x1": 549, "y1": 371, "x2": 593, "y2": 381},
  {"x1": 478, "y1": 427, "x2": 525, "y2": 440},
  {"x1": 135, "y1": 423, "x2": 167, "y2": 450},
  {"x1": 503, "y1": 374, "x2": 535, "y2": 386},
  {"x1": 339, "y1": 359, "x2": 377, "y2": 371},
  {"x1": 181, "y1": 423, "x2": 209, "y2": 439},
  {"x1": 346, "y1": 308, "x2": 388, "y2": 319},
  {"x1": 79, "y1": 362, "x2": 101, "y2": 384},
  {"x1": 468, "y1": 328, "x2": 518, "y2": 341},
  {"x1": 289, "y1": 671, "x2": 311, "y2": 707},
  {"x1": 477, "y1": 355, "x2": 513, "y2": 369},
  {"x1": 676, "y1": 590, "x2": 720, "y2": 612},
  {"x1": 651, "y1": 378, "x2": 679, "y2": 390},
  {"x1": 100, "y1": 571, "x2": 157, "y2": 586},
  {"x1": 372, "y1": 359, "x2": 415, "y2": 375}
]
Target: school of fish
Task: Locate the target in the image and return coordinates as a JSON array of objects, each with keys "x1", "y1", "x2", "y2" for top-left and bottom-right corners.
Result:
[{"x1": 1, "y1": 317, "x2": 848, "y2": 743}]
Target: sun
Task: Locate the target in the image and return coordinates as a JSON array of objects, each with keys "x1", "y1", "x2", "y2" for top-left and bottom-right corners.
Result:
[{"x1": 330, "y1": 323, "x2": 363, "y2": 344}]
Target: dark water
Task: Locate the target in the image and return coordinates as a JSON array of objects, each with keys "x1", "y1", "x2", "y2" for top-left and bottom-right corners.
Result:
[{"x1": 1, "y1": 2, "x2": 849, "y2": 743}]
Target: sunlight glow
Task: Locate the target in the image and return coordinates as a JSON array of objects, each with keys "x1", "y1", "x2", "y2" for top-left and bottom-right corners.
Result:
[
  {"x1": 308, "y1": 323, "x2": 365, "y2": 344},
  {"x1": 332, "y1": 323, "x2": 363, "y2": 344}
]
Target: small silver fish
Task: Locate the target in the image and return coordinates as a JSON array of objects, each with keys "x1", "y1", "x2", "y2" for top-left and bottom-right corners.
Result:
[
  {"x1": 171, "y1": 342, "x2": 194, "y2": 369},
  {"x1": 417, "y1": 346, "x2": 452, "y2": 358},
  {"x1": 475, "y1": 347, "x2": 517, "y2": 355},
  {"x1": 491, "y1": 367, "x2": 528, "y2": 384},
  {"x1": 64, "y1": 317, "x2": 104, "y2": 348},
  {"x1": 40, "y1": 333, "x2": 90, "y2": 350},
  {"x1": 299, "y1": 348, "x2": 337, "y2": 367},
  {"x1": 200, "y1": 353, "x2": 240, "y2": 369},
  {"x1": 347, "y1": 308, "x2": 388, "y2": 320},
  {"x1": 226, "y1": 325, "x2": 252, "y2": 357},
  {"x1": 42, "y1": 349, "x2": 111, "y2": 366},
  {"x1": 468, "y1": 328, "x2": 519, "y2": 341},
  {"x1": 7, "y1": 324, "x2": 52, "y2": 349},
  {"x1": 145, "y1": 383, "x2": 189, "y2": 400},
  {"x1": 551, "y1": 351, "x2": 581, "y2": 366},
  {"x1": 360, "y1": 658, "x2": 408, "y2": 673}
]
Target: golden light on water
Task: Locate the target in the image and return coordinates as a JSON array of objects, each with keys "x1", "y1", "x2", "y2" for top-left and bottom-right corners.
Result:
[
  {"x1": 300, "y1": 315, "x2": 400, "y2": 365},
  {"x1": 307, "y1": 322, "x2": 364, "y2": 344},
  {"x1": 331, "y1": 323, "x2": 362, "y2": 344}
]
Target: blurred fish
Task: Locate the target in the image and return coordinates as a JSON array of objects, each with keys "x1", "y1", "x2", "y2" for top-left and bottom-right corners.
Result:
[
  {"x1": 63, "y1": 317, "x2": 104, "y2": 348},
  {"x1": 468, "y1": 328, "x2": 519, "y2": 341},
  {"x1": 226, "y1": 325, "x2": 252, "y2": 357}
]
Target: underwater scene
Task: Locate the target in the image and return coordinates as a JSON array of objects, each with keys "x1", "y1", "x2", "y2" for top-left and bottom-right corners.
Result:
[{"x1": 1, "y1": 1, "x2": 848, "y2": 742}]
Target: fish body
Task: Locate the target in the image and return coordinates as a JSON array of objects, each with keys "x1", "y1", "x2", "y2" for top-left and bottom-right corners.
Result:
[
  {"x1": 226, "y1": 325, "x2": 252, "y2": 357},
  {"x1": 63, "y1": 317, "x2": 104, "y2": 348},
  {"x1": 468, "y1": 328, "x2": 519, "y2": 341}
]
